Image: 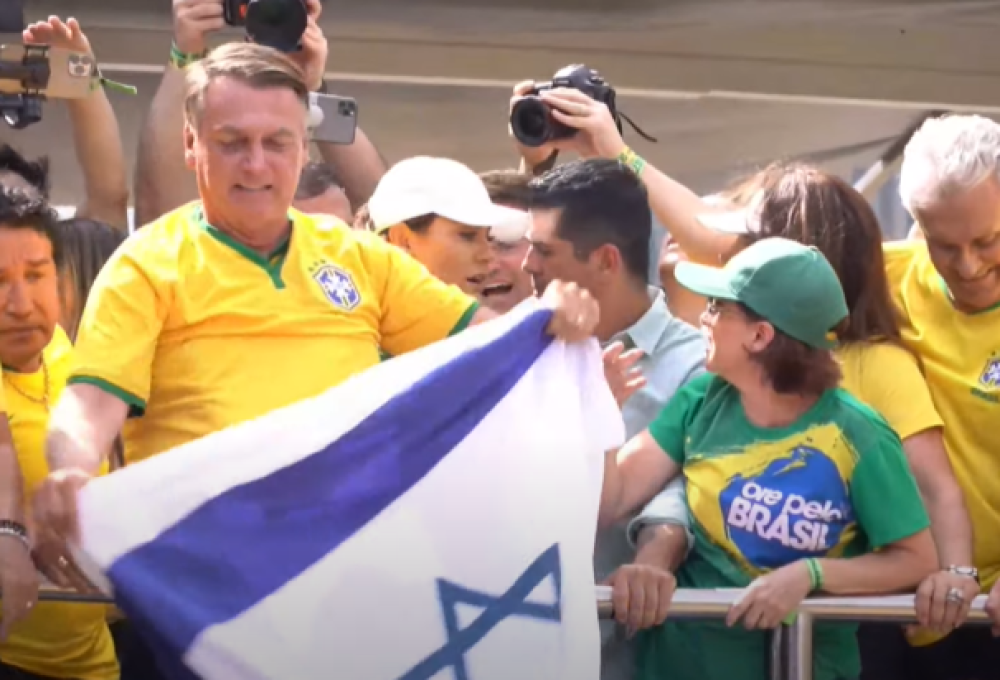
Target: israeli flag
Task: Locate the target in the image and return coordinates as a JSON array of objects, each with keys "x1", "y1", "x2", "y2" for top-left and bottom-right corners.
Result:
[{"x1": 74, "y1": 302, "x2": 624, "y2": 680}]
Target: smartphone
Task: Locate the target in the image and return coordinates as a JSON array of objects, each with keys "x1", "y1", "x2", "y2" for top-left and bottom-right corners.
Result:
[
  {"x1": 0, "y1": 45, "x2": 94, "y2": 99},
  {"x1": 309, "y1": 92, "x2": 358, "y2": 145}
]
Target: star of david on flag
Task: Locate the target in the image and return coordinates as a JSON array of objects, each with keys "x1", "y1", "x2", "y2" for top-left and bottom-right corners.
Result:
[{"x1": 73, "y1": 301, "x2": 623, "y2": 680}]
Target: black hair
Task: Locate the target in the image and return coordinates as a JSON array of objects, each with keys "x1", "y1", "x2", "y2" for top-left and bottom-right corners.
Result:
[
  {"x1": 529, "y1": 158, "x2": 651, "y2": 283},
  {"x1": 0, "y1": 145, "x2": 50, "y2": 198},
  {"x1": 56, "y1": 218, "x2": 127, "y2": 328},
  {"x1": 295, "y1": 161, "x2": 342, "y2": 201},
  {"x1": 0, "y1": 185, "x2": 61, "y2": 265}
]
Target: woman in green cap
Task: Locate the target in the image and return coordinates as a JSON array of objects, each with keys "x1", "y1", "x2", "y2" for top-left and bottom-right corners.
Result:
[{"x1": 598, "y1": 236, "x2": 937, "y2": 680}]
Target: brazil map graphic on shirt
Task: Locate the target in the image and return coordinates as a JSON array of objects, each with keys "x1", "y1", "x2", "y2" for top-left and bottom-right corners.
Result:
[{"x1": 685, "y1": 424, "x2": 860, "y2": 575}]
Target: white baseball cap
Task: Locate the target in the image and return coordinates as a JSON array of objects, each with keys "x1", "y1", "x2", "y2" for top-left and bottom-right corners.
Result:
[
  {"x1": 367, "y1": 156, "x2": 530, "y2": 243},
  {"x1": 695, "y1": 190, "x2": 765, "y2": 235}
]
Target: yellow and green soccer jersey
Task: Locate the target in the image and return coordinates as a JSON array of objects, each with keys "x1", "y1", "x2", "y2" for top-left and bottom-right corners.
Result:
[
  {"x1": 70, "y1": 203, "x2": 477, "y2": 464},
  {"x1": 636, "y1": 372, "x2": 929, "y2": 680},
  {"x1": 884, "y1": 241, "x2": 1000, "y2": 592},
  {"x1": 2, "y1": 327, "x2": 116, "y2": 680}
]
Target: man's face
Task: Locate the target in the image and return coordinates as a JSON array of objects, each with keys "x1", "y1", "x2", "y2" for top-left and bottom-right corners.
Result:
[
  {"x1": 480, "y1": 238, "x2": 532, "y2": 313},
  {"x1": 185, "y1": 77, "x2": 308, "y2": 233},
  {"x1": 915, "y1": 177, "x2": 1000, "y2": 312},
  {"x1": 293, "y1": 186, "x2": 353, "y2": 223},
  {"x1": 0, "y1": 226, "x2": 60, "y2": 371},
  {"x1": 523, "y1": 208, "x2": 598, "y2": 296}
]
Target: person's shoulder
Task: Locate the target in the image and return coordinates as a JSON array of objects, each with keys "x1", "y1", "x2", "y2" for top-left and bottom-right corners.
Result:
[
  {"x1": 295, "y1": 210, "x2": 389, "y2": 257},
  {"x1": 121, "y1": 202, "x2": 201, "y2": 260},
  {"x1": 882, "y1": 240, "x2": 935, "y2": 283},
  {"x1": 838, "y1": 340, "x2": 919, "y2": 376},
  {"x1": 825, "y1": 387, "x2": 900, "y2": 451}
]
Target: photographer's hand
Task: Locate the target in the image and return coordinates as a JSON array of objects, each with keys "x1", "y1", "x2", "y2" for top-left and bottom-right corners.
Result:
[
  {"x1": 538, "y1": 88, "x2": 626, "y2": 160},
  {"x1": 288, "y1": 0, "x2": 327, "y2": 92},
  {"x1": 173, "y1": 0, "x2": 224, "y2": 56},
  {"x1": 23, "y1": 16, "x2": 92, "y2": 56}
]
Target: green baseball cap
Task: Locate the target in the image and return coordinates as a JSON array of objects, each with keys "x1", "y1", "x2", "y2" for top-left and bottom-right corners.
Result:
[{"x1": 674, "y1": 237, "x2": 848, "y2": 349}]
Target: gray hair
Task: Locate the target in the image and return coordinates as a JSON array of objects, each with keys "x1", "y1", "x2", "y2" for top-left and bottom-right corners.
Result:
[{"x1": 899, "y1": 114, "x2": 1000, "y2": 213}]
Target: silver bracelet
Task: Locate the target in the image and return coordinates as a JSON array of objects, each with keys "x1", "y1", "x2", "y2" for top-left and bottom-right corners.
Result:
[{"x1": 0, "y1": 526, "x2": 31, "y2": 551}]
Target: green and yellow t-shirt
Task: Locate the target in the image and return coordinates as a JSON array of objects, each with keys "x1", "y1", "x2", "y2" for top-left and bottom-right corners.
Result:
[
  {"x1": 1, "y1": 326, "x2": 117, "y2": 680},
  {"x1": 635, "y1": 373, "x2": 929, "y2": 680},
  {"x1": 884, "y1": 241, "x2": 1000, "y2": 592},
  {"x1": 70, "y1": 202, "x2": 477, "y2": 464}
]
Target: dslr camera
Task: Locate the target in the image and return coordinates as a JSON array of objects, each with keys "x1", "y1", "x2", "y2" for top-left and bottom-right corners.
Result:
[
  {"x1": 223, "y1": 0, "x2": 308, "y2": 53},
  {"x1": 510, "y1": 64, "x2": 622, "y2": 148}
]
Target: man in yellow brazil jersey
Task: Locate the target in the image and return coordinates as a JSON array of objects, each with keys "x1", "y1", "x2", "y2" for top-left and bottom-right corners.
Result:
[
  {"x1": 30, "y1": 40, "x2": 626, "y2": 607},
  {"x1": 0, "y1": 189, "x2": 117, "y2": 680}
]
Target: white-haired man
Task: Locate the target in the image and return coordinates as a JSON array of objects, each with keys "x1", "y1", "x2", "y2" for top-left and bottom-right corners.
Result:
[{"x1": 855, "y1": 114, "x2": 1000, "y2": 680}]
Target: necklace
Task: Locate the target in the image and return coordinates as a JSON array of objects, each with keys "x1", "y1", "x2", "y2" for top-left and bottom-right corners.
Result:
[{"x1": 3, "y1": 358, "x2": 50, "y2": 413}]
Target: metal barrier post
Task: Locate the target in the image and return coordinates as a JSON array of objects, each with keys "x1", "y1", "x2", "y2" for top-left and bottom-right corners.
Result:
[{"x1": 784, "y1": 613, "x2": 813, "y2": 680}]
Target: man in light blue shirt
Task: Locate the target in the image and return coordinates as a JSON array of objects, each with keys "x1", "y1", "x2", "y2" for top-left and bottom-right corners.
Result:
[{"x1": 526, "y1": 159, "x2": 704, "y2": 680}]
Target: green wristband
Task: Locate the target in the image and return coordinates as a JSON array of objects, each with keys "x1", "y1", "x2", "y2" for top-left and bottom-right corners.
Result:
[
  {"x1": 616, "y1": 146, "x2": 646, "y2": 176},
  {"x1": 169, "y1": 42, "x2": 207, "y2": 69},
  {"x1": 805, "y1": 558, "x2": 824, "y2": 591}
]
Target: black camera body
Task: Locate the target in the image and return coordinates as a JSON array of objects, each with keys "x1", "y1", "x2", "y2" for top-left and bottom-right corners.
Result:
[
  {"x1": 510, "y1": 64, "x2": 621, "y2": 148},
  {"x1": 223, "y1": 0, "x2": 308, "y2": 53}
]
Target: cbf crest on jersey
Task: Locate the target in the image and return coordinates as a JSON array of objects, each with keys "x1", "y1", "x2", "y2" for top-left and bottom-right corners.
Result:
[
  {"x1": 979, "y1": 354, "x2": 1000, "y2": 389},
  {"x1": 312, "y1": 264, "x2": 361, "y2": 311}
]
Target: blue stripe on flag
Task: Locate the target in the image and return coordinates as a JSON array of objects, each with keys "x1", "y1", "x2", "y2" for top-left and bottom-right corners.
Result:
[{"x1": 110, "y1": 309, "x2": 555, "y2": 674}]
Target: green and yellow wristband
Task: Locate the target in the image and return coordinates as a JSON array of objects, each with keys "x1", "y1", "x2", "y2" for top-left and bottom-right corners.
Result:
[
  {"x1": 616, "y1": 146, "x2": 646, "y2": 176},
  {"x1": 169, "y1": 42, "x2": 208, "y2": 70},
  {"x1": 783, "y1": 558, "x2": 824, "y2": 625}
]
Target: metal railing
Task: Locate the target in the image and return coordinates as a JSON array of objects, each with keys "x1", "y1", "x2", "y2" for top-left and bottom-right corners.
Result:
[{"x1": 36, "y1": 585, "x2": 994, "y2": 680}]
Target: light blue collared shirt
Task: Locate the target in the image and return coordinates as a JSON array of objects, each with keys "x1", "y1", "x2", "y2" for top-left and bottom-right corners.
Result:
[{"x1": 596, "y1": 288, "x2": 705, "y2": 680}]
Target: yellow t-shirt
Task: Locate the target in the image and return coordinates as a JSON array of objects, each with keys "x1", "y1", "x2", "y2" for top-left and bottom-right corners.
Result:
[
  {"x1": 837, "y1": 341, "x2": 943, "y2": 441},
  {"x1": 71, "y1": 203, "x2": 477, "y2": 464},
  {"x1": 884, "y1": 241, "x2": 1000, "y2": 590},
  {"x1": 1, "y1": 326, "x2": 117, "y2": 680}
]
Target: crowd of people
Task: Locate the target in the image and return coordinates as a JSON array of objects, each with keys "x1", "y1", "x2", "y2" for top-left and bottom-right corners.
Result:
[{"x1": 0, "y1": 1, "x2": 998, "y2": 679}]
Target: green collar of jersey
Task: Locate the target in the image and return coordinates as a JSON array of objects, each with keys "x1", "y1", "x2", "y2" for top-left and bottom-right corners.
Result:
[{"x1": 194, "y1": 205, "x2": 292, "y2": 289}]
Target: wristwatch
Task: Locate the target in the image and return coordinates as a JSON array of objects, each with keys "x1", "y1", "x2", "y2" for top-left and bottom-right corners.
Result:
[{"x1": 947, "y1": 565, "x2": 980, "y2": 584}]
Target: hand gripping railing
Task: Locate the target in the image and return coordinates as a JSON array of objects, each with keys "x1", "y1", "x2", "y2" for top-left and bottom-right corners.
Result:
[{"x1": 34, "y1": 585, "x2": 994, "y2": 680}]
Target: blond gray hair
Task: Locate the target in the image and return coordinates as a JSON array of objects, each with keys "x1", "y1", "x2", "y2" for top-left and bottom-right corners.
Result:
[
  {"x1": 184, "y1": 42, "x2": 309, "y2": 124},
  {"x1": 899, "y1": 114, "x2": 1000, "y2": 213}
]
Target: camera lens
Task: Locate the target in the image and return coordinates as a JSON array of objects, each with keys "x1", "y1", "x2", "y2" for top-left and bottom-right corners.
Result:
[
  {"x1": 246, "y1": 0, "x2": 308, "y2": 53},
  {"x1": 510, "y1": 97, "x2": 554, "y2": 148}
]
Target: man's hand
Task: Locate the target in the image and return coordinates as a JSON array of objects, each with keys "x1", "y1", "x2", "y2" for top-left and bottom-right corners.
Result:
[
  {"x1": 727, "y1": 560, "x2": 812, "y2": 630},
  {"x1": 32, "y1": 469, "x2": 91, "y2": 546},
  {"x1": 986, "y1": 577, "x2": 1000, "y2": 636},
  {"x1": 22, "y1": 16, "x2": 92, "y2": 56},
  {"x1": 288, "y1": 0, "x2": 327, "y2": 92},
  {"x1": 605, "y1": 564, "x2": 676, "y2": 635},
  {"x1": 32, "y1": 529, "x2": 95, "y2": 594},
  {"x1": 540, "y1": 281, "x2": 599, "y2": 343},
  {"x1": 602, "y1": 342, "x2": 646, "y2": 407},
  {"x1": 532, "y1": 88, "x2": 626, "y2": 160},
  {"x1": 173, "y1": 0, "x2": 225, "y2": 56},
  {"x1": 915, "y1": 570, "x2": 981, "y2": 634},
  {"x1": 0, "y1": 534, "x2": 39, "y2": 641}
]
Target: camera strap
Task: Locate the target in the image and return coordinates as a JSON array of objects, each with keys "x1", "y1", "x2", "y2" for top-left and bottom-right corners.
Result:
[{"x1": 616, "y1": 109, "x2": 658, "y2": 144}]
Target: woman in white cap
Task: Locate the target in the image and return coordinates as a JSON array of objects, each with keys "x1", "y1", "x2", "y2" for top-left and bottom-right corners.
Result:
[
  {"x1": 366, "y1": 157, "x2": 531, "y2": 297},
  {"x1": 599, "y1": 237, "x2": 937, "y2": 680}
]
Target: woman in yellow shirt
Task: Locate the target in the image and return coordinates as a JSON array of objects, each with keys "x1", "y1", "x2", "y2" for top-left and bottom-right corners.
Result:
[{"x1": 0, "y1": 190, "x2": 117, "y2": 680}]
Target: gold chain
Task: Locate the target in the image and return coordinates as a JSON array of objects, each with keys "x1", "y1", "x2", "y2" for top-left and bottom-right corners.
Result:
[{"x1": 3, "y1": 358, "x2": 50, "y2": 413}]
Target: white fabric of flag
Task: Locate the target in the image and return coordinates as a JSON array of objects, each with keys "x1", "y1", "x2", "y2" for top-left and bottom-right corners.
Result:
[{"x1": 74, "y1": 302, "x2": 625, "y2": 680}]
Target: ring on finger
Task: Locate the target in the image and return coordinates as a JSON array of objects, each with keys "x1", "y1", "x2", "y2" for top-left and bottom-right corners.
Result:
[
  {"x1": 57, "y1": 556, "x2": 69, "y2": 568},
  {"x1": 945, "y1": 587, "x2": 965, "y2": 604}
]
